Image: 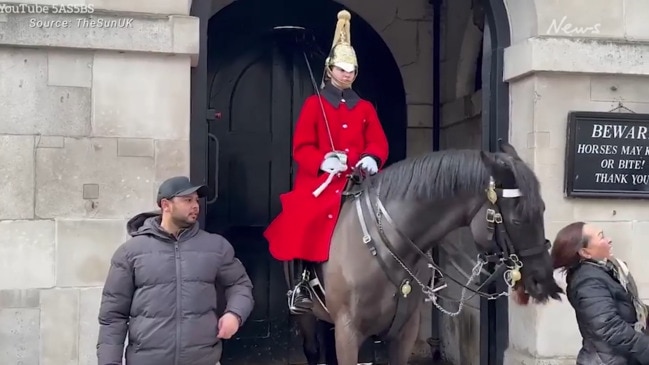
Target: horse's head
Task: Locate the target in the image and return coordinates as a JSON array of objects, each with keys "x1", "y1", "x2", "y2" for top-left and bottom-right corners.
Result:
[{"x1": 471, "y1": 142, "x2": 562, "y2": 305}]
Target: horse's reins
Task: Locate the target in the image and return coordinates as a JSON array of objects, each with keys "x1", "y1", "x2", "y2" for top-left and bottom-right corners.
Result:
[
  {"x1": 365, "y1": 190, "x2": 508, "y2": 301},
  {"x1": 355, "y1": 174, "x2": 550, "y2": 305}
]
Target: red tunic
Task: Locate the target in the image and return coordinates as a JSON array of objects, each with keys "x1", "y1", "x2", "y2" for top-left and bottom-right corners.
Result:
[{"x1": 264, "y1": 91, "x2": 389, "y2": 262}]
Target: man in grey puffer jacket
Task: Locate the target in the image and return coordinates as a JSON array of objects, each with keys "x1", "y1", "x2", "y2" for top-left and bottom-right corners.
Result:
[{"x1": 97, "y1": 176, "x2": 254, "y2": 365}]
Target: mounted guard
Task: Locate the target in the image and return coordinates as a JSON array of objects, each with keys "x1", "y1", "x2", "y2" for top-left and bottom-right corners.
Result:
[{"x1": 263, "y1": 9, "x2": 390, "y2": 314}]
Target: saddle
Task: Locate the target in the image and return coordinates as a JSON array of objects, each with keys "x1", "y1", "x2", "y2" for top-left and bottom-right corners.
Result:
[{"x1": 341, "y1": 168, "x2": 366, "y2": 198}]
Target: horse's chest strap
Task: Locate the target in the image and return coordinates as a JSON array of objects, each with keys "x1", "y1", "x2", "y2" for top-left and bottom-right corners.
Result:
[
  {"x1": 355, "y1": 194, "x2": 405, "y2": 288},
  {"x1": 354, "y1": 193, "x2": 424, "y2": 340},
  {"x1": 383, "y1": 281, "x2": 414, "y2": 340},
  {"x1": 356, "y1": 194, "x2": 378, "y2": 256}
]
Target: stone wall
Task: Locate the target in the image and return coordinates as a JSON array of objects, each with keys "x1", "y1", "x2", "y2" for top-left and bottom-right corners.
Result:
[
  {"x1": 503, "y1": 0, "x2": 649, "y2": 363},
  {"x1": 0, "y1": 1, "x2": 196, "y2": 363}
]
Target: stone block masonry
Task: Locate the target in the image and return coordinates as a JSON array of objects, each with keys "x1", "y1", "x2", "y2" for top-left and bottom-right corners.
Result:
[{"x1": 0, "y1": 1, "x2": 195, "y2": 363}]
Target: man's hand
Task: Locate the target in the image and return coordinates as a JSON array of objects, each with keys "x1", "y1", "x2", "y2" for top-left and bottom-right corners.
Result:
[
  {"x1": 356, "y1": 156, "x2": 378, "y2": 175},
  {"x1": 217, "y1": 312, "x2": 241, "y2": 339},
  {"x1": 320, "y1": 154, "x2": 347, "y2": 174}
]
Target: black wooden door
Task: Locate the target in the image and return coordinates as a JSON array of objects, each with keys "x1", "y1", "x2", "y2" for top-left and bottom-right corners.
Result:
[{"x1": 205, "y1": 33, "x2": 312, "y2": 364}]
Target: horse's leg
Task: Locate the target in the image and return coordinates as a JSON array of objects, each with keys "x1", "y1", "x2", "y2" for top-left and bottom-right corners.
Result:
[
  {"x1": 333, "y1": 314, "x2": 363, "y2": 365},
  {"x1": 297, "y1": 313, "x2": 320, "y2": 365},
  {"x1": 386, "y1": 306, "x2": 421, "y2": 365}
]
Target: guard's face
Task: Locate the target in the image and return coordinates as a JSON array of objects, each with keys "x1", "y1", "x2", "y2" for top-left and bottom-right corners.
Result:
[{"x1": 330, "y1": 66, "x2": 356, "y2": 84}]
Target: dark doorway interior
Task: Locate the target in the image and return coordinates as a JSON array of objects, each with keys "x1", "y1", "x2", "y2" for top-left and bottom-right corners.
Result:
[{"x1": 202, "y1": 0, "x2": 407, "y2": 363}]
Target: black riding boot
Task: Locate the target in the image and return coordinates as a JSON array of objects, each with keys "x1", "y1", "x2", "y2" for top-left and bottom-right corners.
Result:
[{"x1": 289, "y1": 270, "x2": 313, "y2": 314}]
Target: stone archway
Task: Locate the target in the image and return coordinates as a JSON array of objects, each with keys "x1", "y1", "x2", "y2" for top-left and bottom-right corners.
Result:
[
  {"x1": 188, "y1": 0, "x2": 542, "y2": 363},
  {"x1": 207, "y1": 0, "x2": 408, "y2": 165},
  {"x1": 503, "y1": 0, "x2": 538, "y2": 44},
  {"x1": 194, "y1": 0, "x2": 409, "y2": 362}
]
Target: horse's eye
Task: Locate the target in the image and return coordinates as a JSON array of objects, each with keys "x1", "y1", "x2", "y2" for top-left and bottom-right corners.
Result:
[{"x1": 511, "y1": 219, "x2": 522, "y2": 226}]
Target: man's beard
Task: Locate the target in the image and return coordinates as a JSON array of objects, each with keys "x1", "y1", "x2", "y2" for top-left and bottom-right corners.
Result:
[{"x1": 171, "y1": 215, "x2": 194, "y2": 229}]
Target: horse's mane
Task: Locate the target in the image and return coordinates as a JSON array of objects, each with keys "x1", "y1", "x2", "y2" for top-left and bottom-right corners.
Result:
[{"x1": 362, "y1": 149, "x2": 544, "y2": 218}]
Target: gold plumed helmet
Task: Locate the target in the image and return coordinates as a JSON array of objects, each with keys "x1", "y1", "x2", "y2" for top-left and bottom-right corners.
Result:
[{"x1": 324, "y1": 10, "x2": 358, "y2": 76}]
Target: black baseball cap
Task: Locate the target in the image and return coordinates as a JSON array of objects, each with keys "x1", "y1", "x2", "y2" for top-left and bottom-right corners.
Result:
[{"x1": 156, "y1": 176, "x2": 208, "y2": 207}]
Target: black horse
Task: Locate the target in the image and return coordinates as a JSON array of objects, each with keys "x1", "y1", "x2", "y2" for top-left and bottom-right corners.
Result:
[{"x1": 284, "y1": 141, "x2": 563, "y2": 364}]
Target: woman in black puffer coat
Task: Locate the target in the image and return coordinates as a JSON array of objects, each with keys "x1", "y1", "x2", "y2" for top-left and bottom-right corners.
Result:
[{"x1": 551, "y1": 222, "x2": 649, "y2": 365}]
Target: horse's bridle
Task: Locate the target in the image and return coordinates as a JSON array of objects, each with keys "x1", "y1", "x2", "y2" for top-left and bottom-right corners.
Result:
[
  {"x1": 477, "y1": 176, "x2": 551, "y2": 272},
  {"x1": 352, "y1": 173, "x2": 551, "y2": 306},
  {"x1": 463, "y1": 176, "x2": 552, "y2": 299}
]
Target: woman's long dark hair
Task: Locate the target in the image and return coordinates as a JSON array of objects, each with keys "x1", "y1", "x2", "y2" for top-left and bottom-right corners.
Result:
[{"x1": 550, "y1": 222, "x2": 589, "y2": 272}]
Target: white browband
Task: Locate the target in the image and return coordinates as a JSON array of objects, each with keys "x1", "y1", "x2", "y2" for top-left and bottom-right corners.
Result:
[{"x1": 501, "y1": 188, "x2": 522, "y2": 198}]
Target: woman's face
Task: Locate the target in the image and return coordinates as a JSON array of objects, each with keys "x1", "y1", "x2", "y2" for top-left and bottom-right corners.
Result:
[{"x1": 580, "y1": 224, "x2": 612, "y2": 261}]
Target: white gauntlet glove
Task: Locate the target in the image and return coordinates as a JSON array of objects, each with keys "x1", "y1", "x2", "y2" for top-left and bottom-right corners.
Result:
[
  {"x1": 320, "y1": 154, "x2": 348, "y2": 174},
  {"x1": 313, "y1": 153, "x2": 347, "y2": 197},
  {"x1": 356, "y1": 156, "x2": 378, "y2": 175}
]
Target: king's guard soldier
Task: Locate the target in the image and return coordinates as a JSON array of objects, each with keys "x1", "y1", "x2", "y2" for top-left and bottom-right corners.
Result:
[{"x1": 264, "y1": 10, "x2": 390, "y2": 314}]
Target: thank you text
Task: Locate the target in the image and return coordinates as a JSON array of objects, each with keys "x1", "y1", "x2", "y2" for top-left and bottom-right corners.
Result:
[{"x1": 565, "y1": 112, "x2": 649, "y2": 198}]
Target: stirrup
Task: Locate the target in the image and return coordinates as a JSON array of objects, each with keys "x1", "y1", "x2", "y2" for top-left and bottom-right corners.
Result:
[
  {"x1": 287, "y1": 294, "x2": 312, "y2": 314},
  {"x1": 287, "y1": 282, "x2": 313, "y2": 314}
]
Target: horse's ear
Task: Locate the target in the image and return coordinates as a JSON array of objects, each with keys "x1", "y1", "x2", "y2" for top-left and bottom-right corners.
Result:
[
  {"x1": 480, "y1": 150, "x2": 499, "y2": 172},
  {"x1": 480, "y1": 151, "x2": 510, "y2": 178},
  {"x1": 498, "y1": 140, "x2": 522, "y2": 160}
]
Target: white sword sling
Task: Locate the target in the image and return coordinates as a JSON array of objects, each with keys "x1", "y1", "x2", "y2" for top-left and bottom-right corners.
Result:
[{"x1": 302, "y1": 51, "x2": 347, "y2": 198}]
